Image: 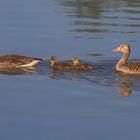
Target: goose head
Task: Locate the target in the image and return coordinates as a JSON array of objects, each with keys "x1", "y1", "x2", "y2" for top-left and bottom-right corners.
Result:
[{"x1": 113, "y1": 44, "x2": 130, "y2": 54}]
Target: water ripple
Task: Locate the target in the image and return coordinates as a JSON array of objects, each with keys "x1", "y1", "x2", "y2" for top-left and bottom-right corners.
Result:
[
  {"x1": 38, "y1": 59, "x2": 140, "y2": 96},
  {"x1": 58, "y1": 0, "x2": 140, "y2": 39},
  {"x1": 0, "y1": 59, "x2": 140, "y2": 96}
]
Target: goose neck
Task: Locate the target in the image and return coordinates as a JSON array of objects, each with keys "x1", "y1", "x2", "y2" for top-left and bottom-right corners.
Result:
[{"x1": 117, "y1": 52, "x2": 129, "y2": 66}]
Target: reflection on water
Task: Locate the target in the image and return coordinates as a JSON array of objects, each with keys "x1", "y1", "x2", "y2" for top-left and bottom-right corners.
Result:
[
  {"x1": 59, "y1": 0, "x2": 140, "y2": 39},
  {"x1": 115, "y1": 72, "x2": 140, "y2": 97},
  {"x1": 115, "y1": 73, "x2": 132, "y2": 97},
  {"x1": 47, "y1": 59, "x2": 140, "y2": 97},
  {"x1": 60, "y1": 0, "x2": 102, "y2": 19},
  {"x1": 0, "y1": 59, "x2": 138, "y2": 97},
  {"x1": 48, "y1": 60, "x2": 140, "y2": 97}
]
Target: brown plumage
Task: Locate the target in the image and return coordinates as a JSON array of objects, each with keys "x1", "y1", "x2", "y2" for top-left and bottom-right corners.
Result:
[
  {"x1": 72, "y1": 57, "x2": 96, "y2": 70},
  {"x1": 113, "y1": 44, "x2": 140, "y2": 74},
  {"x1": 0, "y1": 54, "x2": 43, "y2": 69},
  {"x1": 49, "y1": 56, "x2": 72, "y2": 70},
  {"x1": 0, "y1": 67, "x2": 37, "y2": 75}
]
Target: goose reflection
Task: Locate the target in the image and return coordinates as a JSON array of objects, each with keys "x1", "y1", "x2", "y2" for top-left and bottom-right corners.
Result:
[
  {"x1": 49, "y1": 60, "x2": 140, "y2": 97},
  {"x1": 115, "y1": 72, "x2": 132, "y2": 97},
  {"x1": 50, "y1": 69, "x2": 58, "y2": 79},
  {"x1": 50, "y1": 69, "x2": 71, "y2": 80},
  {"x1": 49, "y1": 68, "x2": 85, "y2": 81}
]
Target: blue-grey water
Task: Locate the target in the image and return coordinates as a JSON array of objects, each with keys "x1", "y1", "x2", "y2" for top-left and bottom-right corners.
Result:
[{"x1": 0, "y1": 0, "x2": 140, "y2": 139}]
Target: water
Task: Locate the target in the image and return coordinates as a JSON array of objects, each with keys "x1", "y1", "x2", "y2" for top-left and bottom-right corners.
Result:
[{"x1": 0, "y1": 0, "x2": 140, "y2": 139}]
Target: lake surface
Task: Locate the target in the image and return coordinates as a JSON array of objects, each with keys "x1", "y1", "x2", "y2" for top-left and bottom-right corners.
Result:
[{"x1": 0, "y1": 0, "x2": 140, "y2": 139}]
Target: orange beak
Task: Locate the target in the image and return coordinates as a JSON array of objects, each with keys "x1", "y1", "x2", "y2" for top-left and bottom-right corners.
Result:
[{"x1": 113, "y1": 47, "x2": 120, "y2": 52}]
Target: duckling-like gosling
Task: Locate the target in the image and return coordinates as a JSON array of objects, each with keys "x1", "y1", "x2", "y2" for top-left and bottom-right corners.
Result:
[
  {"x1": 72, "y1": 57, "x2": 96, "y2": 70},
  {"x1": 49, "y1": 56, "x2": 72, "y2": 70}
]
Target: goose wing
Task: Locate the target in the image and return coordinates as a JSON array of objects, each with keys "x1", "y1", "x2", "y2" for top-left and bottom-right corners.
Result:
[
  {"x1": 127, "y1": 62, "x2": 140, "y2": 71},
  {"x1": 0, "y1": 54, "x2": 43, "y2": 67}
]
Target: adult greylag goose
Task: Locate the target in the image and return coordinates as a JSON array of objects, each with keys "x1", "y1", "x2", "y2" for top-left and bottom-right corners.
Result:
[
  {"x1": 72, "y1": 57, "x2": 96, "y2": 70},
  {"x1": 113, "y1": 44, "x2": 140, "y2": 74},
  {"x1": 0, "y1": 54, "x2": 43, "y2": 69},
  {"x1": 49, "y1": 56, "x2": 72, "y2": 70}
]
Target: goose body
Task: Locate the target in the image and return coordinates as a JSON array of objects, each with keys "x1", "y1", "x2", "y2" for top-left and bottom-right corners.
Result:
[
  {"x1": 0, "y1": 54, "x2": 43, "y2": 69},
  {"x1": 113, "y1": 44, "x2": 140, "y2": 74},
  {"x1": 49, "y1": 56, "x2": 72, "y2": 70},
  {"x1": 72, "y1": 57, "x2": 96, "y2": 70}
]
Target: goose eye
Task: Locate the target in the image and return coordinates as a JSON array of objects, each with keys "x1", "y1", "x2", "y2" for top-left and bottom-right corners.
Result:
[{"x1": 121, "y1": 45, "x2": 124, "y2": 48}]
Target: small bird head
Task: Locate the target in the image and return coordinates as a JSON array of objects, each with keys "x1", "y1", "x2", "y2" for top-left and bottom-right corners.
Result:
[
  {"x1": 49, "y1": 56, "x2": 57, "y2": 65},
  {"x1": 73, "y1": 57, "x2": 80, "y2": 66}
]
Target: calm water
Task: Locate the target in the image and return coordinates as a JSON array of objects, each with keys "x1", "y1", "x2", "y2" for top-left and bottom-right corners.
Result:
[{"x1": 0, "y1": 0, "x2": 140, "y2": 139}]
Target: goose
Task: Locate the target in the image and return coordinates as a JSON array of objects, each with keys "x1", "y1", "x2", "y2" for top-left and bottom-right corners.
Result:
[
  {"x1": 49, "y1": 56, "x2": 72, "y2": 70},
  {"x1": 0, "y1": 54, "x2": 43, "y2": 69},
  {"x1": 113, "y1": 44, "x2": 140, "y2": 74},
  {"x1": 72, "y1": 57, "x2": 96, "y2": 70}
]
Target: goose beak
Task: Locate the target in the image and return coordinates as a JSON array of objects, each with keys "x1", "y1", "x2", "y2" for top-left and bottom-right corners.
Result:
[{"x1": 113, "y1": 47, "x2": 120, "y2": 52}]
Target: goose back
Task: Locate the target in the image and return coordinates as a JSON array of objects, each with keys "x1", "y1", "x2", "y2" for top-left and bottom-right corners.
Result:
[
  {"x1": 0, "y1": 54, "x2": 43, "y2": 68},
  {"x1": 75, "y1": 64, "x2": 96, "y2": 70},
  {"x1": 119, "y1": 63, "x2": 140, "y2": 74}
]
